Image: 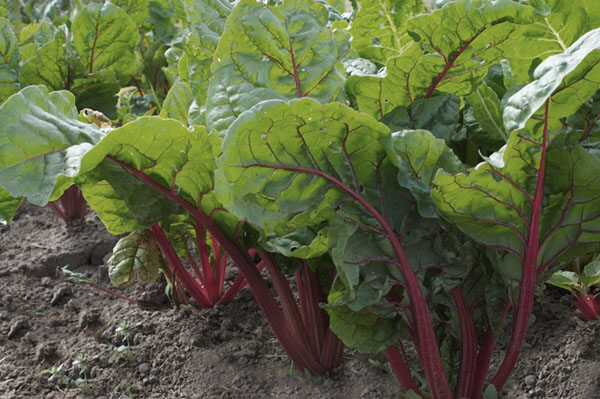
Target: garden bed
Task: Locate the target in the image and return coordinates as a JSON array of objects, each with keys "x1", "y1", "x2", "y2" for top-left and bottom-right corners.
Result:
[{"x1": 1, "y1": 204, "x2": 598, "y2": 399}]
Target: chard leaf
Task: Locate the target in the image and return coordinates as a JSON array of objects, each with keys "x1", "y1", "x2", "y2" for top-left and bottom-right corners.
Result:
[
  {"x1": 546, "y1": 270, "x2": 579, "y2": 291},
  {"x1": 72, "y1": 2, "x2": 139, "y2": 77},
  {"x1": 159, "y1": 79, "x2": 193, "y2": 124},
  {"x1": 504, "y1": 28, "x2": 600, "y2": 133},
  {"x1": 326, "y1": 279, "x2": 403, "y2": 353},
  {"x1": 381, "y1": 93, "x2": 465, "y2": 142},
  {"x1": 504, "y1": 0, "x2": 600, "y2": 82},
  {"x1": 465, "y1": 82, "x2": 507, "y2": 144},
  {"x1": 215, "y1": 97, "x2": 449, "y2": 353},
  {"x1": 0, "y1": 85, "x2": 104, "y2": 205},
  {"x1": 582, "y1": 261, "x2": 600, "y2": 287},
  {"x1": 113, "y1": 0, "x2": 150, "y2": 25},
  {"x1": 0, "y1": 186, "x2": 22, "y2": 225},
  {"x1": 384, "y1": 129, "x2": 464, "y2": 218},
  {"x1": 80, "y1": 178, "x2": 140, "y2": 235},
  {"x1": 433, "y1": 34, "x2": 600, "y2": 292},
  {"x1": 78, "y1": 117, "x2": 237, "y2": 233},
  {"x1": 206, "y1": 0, "x2": 349, "y2": 135},
  {"x1": 182, "y1": 0, "x2": 233, "y2": 109},
  {"x1": 107, "y1": 229, "x2": 161, "y2": 287},
  {"x1": 0, "y1": 18, "x2": 19, "y2": 102},
  {"x1": 347, "y1": 0, "x2": 537, "y2": 119},
  {"x1": 350, "y1": 0, "x2": 428, "y2": 65}
]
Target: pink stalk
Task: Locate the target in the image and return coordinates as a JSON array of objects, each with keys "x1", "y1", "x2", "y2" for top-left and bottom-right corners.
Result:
[
  {"x1": 48, "y1": 185, "x2": 87, "y2": 221},
  {"x1": 574, "y1": 292, "x2": 600, "y2": 320},
  {"x1": 107, "y1": 156, "x2": 340, "y2": 375},
  {"x1": 384, "y1": 346, "x2": 422, "y2": 395},
  {"x1": 453, "y1": 288, "x2": 477, "y2": 399},
  {"x1": 491, "y1": 100, "x2": 551, "y2": 390}
]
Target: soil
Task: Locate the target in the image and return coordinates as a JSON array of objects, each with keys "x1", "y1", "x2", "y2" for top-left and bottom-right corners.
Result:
[{"x1": 1, "y1": 204, "x2": 599, "y2": 399}]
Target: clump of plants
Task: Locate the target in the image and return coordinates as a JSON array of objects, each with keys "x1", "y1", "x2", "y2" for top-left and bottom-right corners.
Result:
[{"x1": 1, "y1": 1, "x2": 600, "y2": 398}]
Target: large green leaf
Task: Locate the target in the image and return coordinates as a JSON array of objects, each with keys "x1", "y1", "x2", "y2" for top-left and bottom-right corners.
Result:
[
  {"x1": 433, "y1": 34, "x2": 600, "y2": 277},
  {"x1": 0, "y1": 86, "x2": 104, "y2": 205},
  {"x1": 504, "y1": 28, "x2": 600, "y2": 134},
  {"x1": 181, "y1": 0, "x2": 234, "y2": 113},
  {"x1": 205, "y1": 0, "x2": 349, "y2": 135},
  {"x1": 504, "y1": 0, "x2": 600, "y2": 83},
  {"x1": 384, "y1": 129, "x2": 464, "y2": 218},
  {"x1": 107, "y1": 228, "x2": 161, "y2": 287},
  {"x1": 113, "y1": 0, "x2": 150, "y2": 25},
  {"x1": 0, "y1": 186, "x2": 22, "y2": 225},
  {"x1": 78, "y1": 117, "x2": 238, "y2": 234},
  {"x1": 347, "y1": 0, "x2": 537, "y2": 119},
  {"x1": 159, "y1": 79, "x2": 193, "y2": 124},
  {"x1": 349, "y1": 0, "x2": 427, "y2": 65},
  {"x1": 465, "y1": 82, "x2": 507, "y2": 145},
  {"x1": 0, "y1": 18, "x2": 19, "y2": 103},
  {"x1": 72, "y1": 2, "x2": 139, "y2": 77}
]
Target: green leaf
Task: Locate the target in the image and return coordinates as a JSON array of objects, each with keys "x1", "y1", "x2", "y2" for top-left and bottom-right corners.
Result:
[
  {"x1": 107, "y1": 229, "x2": 161, "y2": 287},
  {"x1": 182, "y1": 0, "x2": 233, "y2": 111},
  {"x1": 0, "y1": 18, "x2": 19, "y2": 103},
  {"x1": 483, "y1": 384, "x2": 498, "y2": 399},
  {"x1": 582, "y1": 261, "x2": 600, "y2": 287},
  {"x1": 381, "y1": 93, "x2": 465, "y2": 142},
  {"x1": 0, "y1": 186, "x2": 22, "y2": 225},
  {"x1": 79, "y1": 117, "x2": 237, "y2": 233},
  {"x1": 349, "y1": 0, "x2": 427, "y2": 65},
  {"x1": 80, "y1": 178, "x2": 140, "y2": 235},
  {"x1": 326, "y1": 279, "x2": 403, "y2": 353},
  {"x1": 113, "y1": 0, "x2": 150, "y2": 25},
  {"x1": 504, "y1": 0, "x2": 600, "y2": 83},
  {"x1": 504, "y1": 28, "x2": 600, "y2": 134},
  {"x1": 347, "y1": 0, "x2": 537, "y2": 119},
  {"x1": 159, "y1": 79, "x2": 193, "y2": 124},
  {"x1": 546, "y1": 270, "x2": 579, "y2": 291},
  {"x1": 465, "y1": 82, "x2": 507, "y2": 144},
  {"x1": 206, "y1": 0, "x2": 349, "y2": 135},
  {"x1": 0, "y1": 86, "x2": 104, "y2": 205},
  {"x1": 216, "y1": 97, "x2": 390, "y2": 239},
  {"x1": 72, "y1": 2, "x2": 139, "y2": 76},
  {"x1": 384, "y1": 129, "x2": 464, "y2": 218}
]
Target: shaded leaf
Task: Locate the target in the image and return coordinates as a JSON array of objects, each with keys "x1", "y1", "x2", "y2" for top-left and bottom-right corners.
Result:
[
  {"x1": 0, "y1": 86, "x2": 104, "y2": 205},
  {"x1": 108, "y1": 229, "x2": 161, "y2": 287},
  {"x1": 0, "y1": 18, "x2": 19, "y2": 102},
  {"x1": 0, "y1": 186, "x2": 22, "y2": 225}
]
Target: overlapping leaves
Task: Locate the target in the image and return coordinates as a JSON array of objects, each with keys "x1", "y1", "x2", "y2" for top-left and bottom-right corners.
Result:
[
  {"x1": 0, "y1": 85, "x2": 104, "y2": 205},
  {"x1": 347, "y1": 0, "x2": 538, "y2": 119},
  {"x1": 205, "y1": 0, "x2": 349, "y2": 135}
]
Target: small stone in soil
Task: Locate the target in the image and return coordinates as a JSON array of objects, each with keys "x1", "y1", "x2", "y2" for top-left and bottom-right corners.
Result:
[
  {"x1": 7, "y1": 317, "x2": 28, "y2": 339},
  {"x1": 50, "y1": 286, "x2": 72, "y2": 306},
  {"x1": 35, "y1": 341, "x2": 58, "y2": 361},
  {"x1": 138, "y1": 362, "x2": 151, "y2": 376},
  {"x1": 524, "y1": 374, "x2": 536, "y2": 388}
]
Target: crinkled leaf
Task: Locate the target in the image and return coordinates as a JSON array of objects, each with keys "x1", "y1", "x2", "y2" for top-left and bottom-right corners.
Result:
[
  {"x1": 504, "y1": 28, "x2": 600, "y2": 134},
  {"x1": 384, "y1": 129, "x2": 464, "y2": 218},
  {"x1": 160, "y1": 79, "x2": 193, "y2": 124},
  {"x1": 206, "y1": 0, "x2": 349, "y2": 135},
  {"x1": 72, "y1": 2, "x2": 139, "y2": 76},
  {"x1": 349, "y1": 0, "x2": 427, "y2": 65},
  {"x1": 78, "y1": 117, "x2": 238, "y2": 234},
  {"x1": 108, "y1": 229, "x2": 161, "y2": 287},
  {"x1": 546, "y1": 270, "x2": 579, "y2": 291},
  {"x1": 325, "y1": 279, "x2": 403, "y2": 353},
  {"x1": 465, "y1": 82, "x2": 507, "y2": 145},
  {"x1": 347, "y1": 0, "x2": 537, "y2": 119},
  {"x1": 0, "y1": 186, "x2": 22, "y2": 225},
  {"x1": 113, "y1": 0, "x2": 150, "y2": 25},
  {"x1": 504, "y1": 0, "x2": 600, "y2": 83},
  {"x1": 582, "y1": 261, "x2": 600, "y2": 287},
  {"x1": 381, "y1": 93, "x2": 465, "y2": 142},
  {"x1": 0, "y1": 18, "x2": 19, "y2": 102},
  {"x1": 80, "y1": 178, "x2": 140, "y2": 235},
  {"x1": 0, "y1": 86, "x2": 104, "y2": 205}
]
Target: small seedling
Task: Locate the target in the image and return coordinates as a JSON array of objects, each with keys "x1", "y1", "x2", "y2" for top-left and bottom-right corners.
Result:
[{"x1": 547, "y1": 260, "x2": 600, "y2": 320}]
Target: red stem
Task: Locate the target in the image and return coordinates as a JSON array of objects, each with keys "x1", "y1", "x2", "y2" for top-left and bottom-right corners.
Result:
[
  {"x1": 491, "y1": 100, "x2": 551, "y2": 390},
  {"x1": 107, "y1": 156, "x2": 332, "y2": 374},
  {"x1": 384, "y1": 346, "x2": 422, "y2": 395},
  {"x1": 453, "y1": 288, "x2": 477, "y2": 399},
  {"x1": 152, "y1": 224, "x2": 213, "y2": 307},
  {"x1": 248, "y1": 162, "x2": 450, "y2": 398}
]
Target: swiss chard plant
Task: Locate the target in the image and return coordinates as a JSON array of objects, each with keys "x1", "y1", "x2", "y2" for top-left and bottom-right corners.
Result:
[{"x1": 1, "y1": 0, "x2": 600, "y2": 398}]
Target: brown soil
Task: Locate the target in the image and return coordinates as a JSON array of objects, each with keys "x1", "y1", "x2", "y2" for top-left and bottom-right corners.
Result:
[{"x1": 1, "y1": 204, "x2": 599, "y2": 399}]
